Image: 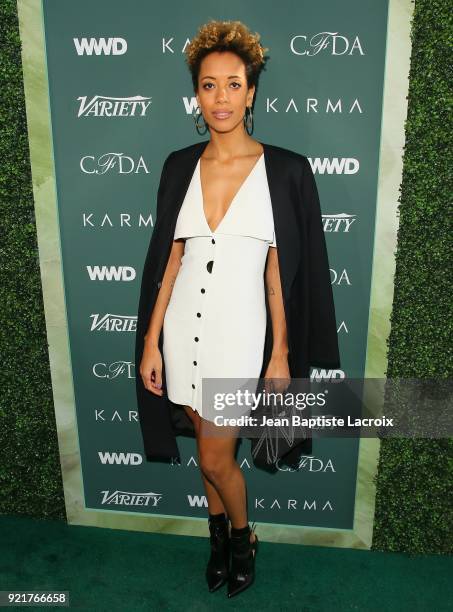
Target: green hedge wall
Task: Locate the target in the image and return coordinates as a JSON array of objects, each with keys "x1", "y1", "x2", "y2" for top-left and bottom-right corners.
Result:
[
  {"x1": 0, "y1": 0, "x2": 451, "y2": 553},
  {"x1": 0, "y1": 1, "x2": 66, "y2": 519},
  {"x1": 371, "y1": 0, "x2": 452, "y2": 554}
]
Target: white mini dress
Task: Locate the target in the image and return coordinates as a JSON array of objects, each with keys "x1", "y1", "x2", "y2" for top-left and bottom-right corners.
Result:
[{"x1": 162, "y1": 153, "x2": 277, "y2": 420}]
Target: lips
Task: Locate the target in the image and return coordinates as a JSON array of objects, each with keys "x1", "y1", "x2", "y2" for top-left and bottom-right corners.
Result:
[{"x1": 213, "y1": 111, "x2": 232, "y2": 119}]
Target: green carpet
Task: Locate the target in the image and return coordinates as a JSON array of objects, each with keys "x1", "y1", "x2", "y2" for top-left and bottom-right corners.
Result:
[{"x1": 0, "y1": 515, "x2": 451, "y2": 611}]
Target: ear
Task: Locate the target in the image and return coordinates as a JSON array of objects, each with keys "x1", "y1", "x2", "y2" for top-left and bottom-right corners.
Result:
[{"x1": 247, "y1": 85, "x2": 256, "y2": 106}]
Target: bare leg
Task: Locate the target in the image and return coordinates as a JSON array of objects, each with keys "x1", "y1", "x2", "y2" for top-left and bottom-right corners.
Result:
[
  {"x1": 183, "y1": 406, "x2": 256, "y2": 544},
  {"x1": 183, "y1": 406, "x2": 226, "y2": 515},
  {"x1": 197, "y1": 417, "x2": 249, "y2": 532}
]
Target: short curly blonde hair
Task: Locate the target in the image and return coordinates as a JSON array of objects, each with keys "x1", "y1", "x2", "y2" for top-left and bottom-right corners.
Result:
[{"x1": 185, "y1": 19, "x2": 269, "y2": 92}]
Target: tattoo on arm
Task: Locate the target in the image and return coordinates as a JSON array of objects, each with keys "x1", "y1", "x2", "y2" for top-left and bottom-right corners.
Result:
[{"x1": 267, "y1": 286, "x2": 276, "y2": 296}]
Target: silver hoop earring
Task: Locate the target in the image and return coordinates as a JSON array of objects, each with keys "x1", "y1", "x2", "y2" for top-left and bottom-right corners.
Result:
[
  {"x1": 193, "y1": 109, "x2": 209, "y2": 135},
  {"x1": 244, "y1": 106, "x2": 254, "y2": 135}
]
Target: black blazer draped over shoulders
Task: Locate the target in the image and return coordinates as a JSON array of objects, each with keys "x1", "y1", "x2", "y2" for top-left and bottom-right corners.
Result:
[{"x1": 135, "y1": 140, "x2": 341, "y2": 471}]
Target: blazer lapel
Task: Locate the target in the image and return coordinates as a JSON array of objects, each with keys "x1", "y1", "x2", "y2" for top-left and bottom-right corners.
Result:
[{"x1": 154, "y1": 140, "x2": 300, "y2": 301}]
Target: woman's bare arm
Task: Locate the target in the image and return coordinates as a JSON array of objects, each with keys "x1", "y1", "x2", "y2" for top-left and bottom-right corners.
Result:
[
  {"x1": 144, "y1": 239, "x2": 185, "y2": 347},
  {"x1": 140, "y1": 239, "x2": 185, "y2": 395},
  {"x1": 264, "y1": 246, "x2": 290, "y2": 392},
  {"x1": 265, "y1": 247, "x2": 289, "y2": 358}
]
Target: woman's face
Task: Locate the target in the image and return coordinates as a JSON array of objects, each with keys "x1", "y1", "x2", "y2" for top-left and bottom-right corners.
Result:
[{"x1": 196, "y1": 51, "x2": 255, "y2": 133}]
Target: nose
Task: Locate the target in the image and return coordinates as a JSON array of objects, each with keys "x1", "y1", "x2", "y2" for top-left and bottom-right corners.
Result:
[{"x1": 215, "y1": 85, "x2": 229, "y2": 103}]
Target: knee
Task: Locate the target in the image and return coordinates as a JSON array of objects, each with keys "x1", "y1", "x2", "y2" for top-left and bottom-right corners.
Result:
[{"x1": 199, "y1": 452, "x2": 232, "y2": 485}]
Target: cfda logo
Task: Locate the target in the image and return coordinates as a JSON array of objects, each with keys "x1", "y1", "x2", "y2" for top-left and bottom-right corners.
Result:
[{"x1": 290, "y1": 32, "x2": 365, "y2": 56}]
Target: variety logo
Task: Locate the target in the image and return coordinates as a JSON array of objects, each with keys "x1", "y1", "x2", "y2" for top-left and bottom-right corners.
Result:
[
  {"x1": 100, "y1": 490, "x2": 162, "y2": 507},
  {"x1": 323, "y1": 213, "x2": 357, "y2": 232},
  {"x1": 98, "y1": 451, "x2": 142, "y2": 465},
  {"x1": 74, "y1": 37, "x2": 127, "y2": 56},
  {"x1": 77, "y1": 95, "x2": 151, "y2": 117},
  {"x1": 92, "y1": 361, "x2": 135, "y2": 379},
  {"x1": 90, "y1": 314, "x2": 136, "y2": 332},
  {"x1": 290, "y1": 32, "x2": 365, "y2": 56},
  {"x1": 87, "y1": 265, "x2": 136, "y2": 281},
  {"x1": 80, "y1": 154, "x2": 149, "y2": 174},
  {"x1": 82, "y1": 212, "x2": 155, "y2": 228}
]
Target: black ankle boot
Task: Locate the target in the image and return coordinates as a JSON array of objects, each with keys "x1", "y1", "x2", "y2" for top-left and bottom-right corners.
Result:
[
  {"x1": 227, "y1": 522, "x2": 259, "y2": 598},
  {"x1": 206, "y1": 513, "x2": 230, "y2": 592}
]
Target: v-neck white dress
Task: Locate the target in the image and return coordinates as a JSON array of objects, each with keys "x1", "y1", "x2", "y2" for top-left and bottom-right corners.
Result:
[{"x1": 162, "y1": 153, "x2": 277, "y2": 420}]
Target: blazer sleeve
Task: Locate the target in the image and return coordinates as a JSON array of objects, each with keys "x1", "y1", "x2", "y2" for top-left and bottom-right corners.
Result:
[
  {"x1": 136, "y1": 151, "x2": 173, "y2": 339},
  {"x1": 155, "y1": 152, "x2": 174, "y2": 222},
  {"x1": 141, "y1": 150, "x2": 174, "y2": 278},
  {"x1": 301, "y1": 156, "x2": 341, "y2": 369}
]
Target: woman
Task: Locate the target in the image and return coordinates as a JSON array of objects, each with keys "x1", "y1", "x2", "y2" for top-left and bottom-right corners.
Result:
[{"x1": 136, "y1": 20, "x2": 340, "y2": 598}]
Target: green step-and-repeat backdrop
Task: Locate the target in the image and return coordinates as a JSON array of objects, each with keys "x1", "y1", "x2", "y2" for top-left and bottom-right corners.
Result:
[{"x1": 19, "y1": 0, "x2": 413, "y2": 547}]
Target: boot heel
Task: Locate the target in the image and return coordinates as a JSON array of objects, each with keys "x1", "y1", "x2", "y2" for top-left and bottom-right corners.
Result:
[
  {"x1": 206, "y1": 514, "x2": 230, "y2": 592},
  {"x1": 227, "y1": 522, "x2": 258, "y2": 598}
]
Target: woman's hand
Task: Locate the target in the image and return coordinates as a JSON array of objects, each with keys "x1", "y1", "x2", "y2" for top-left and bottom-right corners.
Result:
[
  {"x1": 263, "y1": 353, "x2": 291, "y2": 395},
  {"x1": 140, "y1": 341, "x2": 164, "y2": 396}
]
